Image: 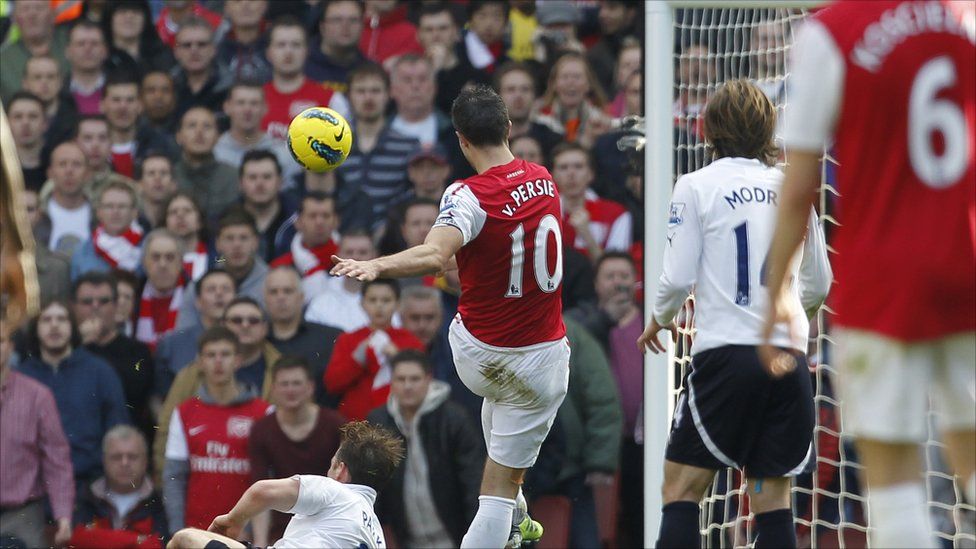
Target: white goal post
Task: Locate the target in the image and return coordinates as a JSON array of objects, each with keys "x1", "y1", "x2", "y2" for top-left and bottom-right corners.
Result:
[{"x1": 642, "y1": 2, "x2": 975, "y2": 548}]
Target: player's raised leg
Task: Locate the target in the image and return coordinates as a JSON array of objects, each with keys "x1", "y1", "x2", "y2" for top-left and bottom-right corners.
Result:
[{"x1": 167, "y1": 528, "x2": 246, "y2": 549}]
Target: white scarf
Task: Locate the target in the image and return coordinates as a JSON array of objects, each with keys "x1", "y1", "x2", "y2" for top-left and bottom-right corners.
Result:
[{"x1": 92, "y1": 222, "x2": 143, "y2": 271}]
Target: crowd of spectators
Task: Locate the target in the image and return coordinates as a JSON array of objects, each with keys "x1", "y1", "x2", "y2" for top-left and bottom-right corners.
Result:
[{"x1": 0, "y1": 1, "x2": 645, "y2": 547}]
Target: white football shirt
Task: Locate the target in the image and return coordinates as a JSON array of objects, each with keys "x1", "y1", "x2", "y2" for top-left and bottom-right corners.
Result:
[
  {"x1": 272, "y1": 475, "x2": 385, "y2": 549},
  {"x1": 653, "y1": 157, "x2": 832, "y2": 354}
]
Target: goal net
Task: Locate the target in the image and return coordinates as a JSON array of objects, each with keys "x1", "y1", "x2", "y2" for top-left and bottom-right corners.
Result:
[{"x1": 664, "y1": 6, "x2": 976, "y2": 548}]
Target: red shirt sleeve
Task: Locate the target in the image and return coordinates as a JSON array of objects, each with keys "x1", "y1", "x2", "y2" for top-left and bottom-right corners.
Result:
[{"x1": 324, "y1": 331, "x2": 368, "y2": 394}]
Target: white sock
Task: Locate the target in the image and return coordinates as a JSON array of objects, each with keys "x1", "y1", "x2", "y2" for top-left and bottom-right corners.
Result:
[
  {"x1": 966, "y1": 474, "x2": 976, "y2": 505},
  {"x1": 512, "y1": 488, "x2": 527, "y2": 525},
  {"x1": 867, "y1": 482, "x2": 937, "y2": 548},
  {"x1": 461, "y1": 495, "x2": 516, "y2": 549}
]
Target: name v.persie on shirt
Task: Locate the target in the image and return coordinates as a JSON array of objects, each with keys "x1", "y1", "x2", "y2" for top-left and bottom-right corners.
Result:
[{"x1": 501, "y1": 177, "x2": 557, "y2": 217}]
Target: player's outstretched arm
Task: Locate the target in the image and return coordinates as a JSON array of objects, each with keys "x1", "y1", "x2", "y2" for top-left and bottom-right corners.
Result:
[
  {"x1": 208, "y1": 477, "x2": 301, "y2": 539},
  {"x1": 330, "y1": 227, "x2": 464, "y2": 281},
  {"x1": 760, "y1": 150, "x2": 821, "y2": 375}
]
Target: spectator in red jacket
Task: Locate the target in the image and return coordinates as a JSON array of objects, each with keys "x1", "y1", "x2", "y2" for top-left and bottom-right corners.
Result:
[
  {"x1": 325, "y1": 279, "x2": 424, "y2": 421},
  {"x1": 70, "y1": 425, "x2": 168, "y2": 548},
  {"x1": 359, "y1": 0, "x2": 423, "y2": 67}
]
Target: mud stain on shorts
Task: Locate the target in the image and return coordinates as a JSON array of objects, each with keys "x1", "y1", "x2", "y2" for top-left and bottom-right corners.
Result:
[{"x1": 479, "y1": 360, "x2": 537, "y2": 402}]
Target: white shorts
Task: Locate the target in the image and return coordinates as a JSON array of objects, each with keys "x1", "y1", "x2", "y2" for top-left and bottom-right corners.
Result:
[
  {"x1": 835, "y1": 329, "x2": 976, "y2": 443},
  {"x1": 448, "y1": 315, "x2": 570, "y2": 469}
]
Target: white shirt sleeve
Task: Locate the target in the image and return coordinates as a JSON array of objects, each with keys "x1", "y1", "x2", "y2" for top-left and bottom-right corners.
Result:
[
  {"x1": 328, "y1": 92, "x2": 352, "y2": 125},
  {"x1": 604, "y1": 211, "x2": 633, "y2": 251},
  {"x1": 653, "y1": 177, "x2": 702, "y2": 325},
  {"x1": 798, "y1": 207, "x2": 833, "y2": 318},
  {"x1": 285, "y1": 475, "x2": 339, "y2": 516},
  {"x1": 164, "y1": 408, "x2": 189, "y2": 461},
  {"x1": 780, "y1": 20, "x2": 846, "y2": 151},
  {"x1": 433, "y1": 182, "x2": 487, "y2": 246}
]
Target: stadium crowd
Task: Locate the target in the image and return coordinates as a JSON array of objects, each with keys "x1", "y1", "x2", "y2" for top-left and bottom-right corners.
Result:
[{"x1": 0, "y1": 1, "x2": 646, "y2": 547}]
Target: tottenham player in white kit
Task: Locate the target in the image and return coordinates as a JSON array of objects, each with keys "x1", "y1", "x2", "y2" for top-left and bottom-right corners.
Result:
[
  {"x1": 638, "y1": 81, "x2": 832, "y2": 548},
  {"x1": 166, "y1": 422, "x2": 403, "y2": 549},
  {"x1": 331, "y1": 85, "x2": 570, "y2": 549}
]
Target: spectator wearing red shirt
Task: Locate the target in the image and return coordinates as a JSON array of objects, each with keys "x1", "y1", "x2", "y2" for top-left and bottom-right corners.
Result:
[
  {"x1": 460, "y1": 0, "x2": 510, "y2": 73},
  {"x1": 325, "y1": 279, "x2": 424, "y2": 421},
  {"x1": 156, "y1": 0, "x2": 225, "y2": 49},
  {"x1": 248, "y1": 356, "x2": 345, "y2": 545},
  {"x1": 261, "y1": 17, "x2": 350, "y2": 143},
  {"x1": 162, "y1": 327, "x2": 271, "y2": 533},
  {"x1": 70, "y1": 426, "x2": 168, "y2": 549},
  {"x1": 552, "y1": 143, "x2": 632, "y2": 262},
  {"x1": 359, "y1": 0, "x2": 423, "y2": 67},
  {"x1": 0, "y1": 320, "x2": 75, "y2": 549}
]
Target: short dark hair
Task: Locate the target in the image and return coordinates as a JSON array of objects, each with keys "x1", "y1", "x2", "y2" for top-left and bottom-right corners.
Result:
[
  {"x1": 362, "y1": 278, "x2": 400, "y2": 299},
  {"x1": 8, "y1": 90, "x2": 44, "y2": 112},
  {"x1": 550, "y1": 141, "x2": 593, "y2": 170},
  {"x1": 320, "y1": 0, "x2": 364, "y2": 25},
  {"x1": 451, "y1": 84, "x2": 509, "y2": 147},
  {"x1": 334, "y1": 421, "x2": 404, "y2": 490},
  {"x1": 299, "y1": 191, "x2": 336, "y2": 214},
  {"x1": 240, "y1": 149, "x2": 282, "y2": 178},
  {"x1": 104, "y1": 72, "x2": 141, "y2": 95},
  {"x1": 268, "y1": 14, "x2": 307, "y2": 45},
  {"x1": 390, "y1": 349, "x2": 433, "y2": 376},
  {"x1": 197, "y1": 325, "x2": 241, "y2": 353},
  {"x1": 418, "y1": 3, "x2": 458, "y2": 26},
  {"x1": 271, "y1": 355, "x2": 314, "y2": 381},
  {"x1": 73, "y1": 114, "x2": 109, "y2": 140},
  {"x1": 467, "y1": 0, "x2": 510, "y2": 19},
  {"x1": 222, "y1": 296, "x2": 266, "y2": 321},
  {"x1": 227, "y1": 79, "x2": 265, "y2": 102},
  {"x1": 703, "y1": 79, "x2": 779, "y2": 166},
  {"x1": 493, "y1": 61, "x2": 536, "y2": 93},
  {"x1": 178, "y1": 105, "x2": 216, "y2": 130},
  {"x1": 69, "y1": 18, "x2": 105, "y2": 42},
  {"x1": 26, "y1": 300, "x2": 82, "y2": 357},
  {"x1": 72, "y1": 271, "x2": 118, "y2": 302},
  {"x1": 348, "y1": 62, "x2": 390, "y2": 91},
  {"x1": 110, "y1": 268, "x2": 139, "y2": 293},
  {"x1": 135, "y1": 151, "x2": 173, "y2": 180},
  {"x1": 216, "y1": 207, "x2": 259, "y2": 238},
  {"x1": 195, "y1": 269, "x2": 237, "y2": 295},
  {"x1": 594, "y1": 251, "x2": 636, "y2": 277}
]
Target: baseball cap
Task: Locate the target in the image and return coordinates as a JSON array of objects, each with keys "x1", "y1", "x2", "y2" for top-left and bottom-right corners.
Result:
[
  {"x1": 536, "y1": 1, "x2": 581, "y2": 26},
  {"x1": 408, "y1": 144, "x2": 449, "y2": 166}
]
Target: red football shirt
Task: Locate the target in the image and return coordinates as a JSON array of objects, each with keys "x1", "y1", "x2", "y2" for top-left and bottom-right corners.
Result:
[
  {"x1": 172, "y1": 397, "x2": 270, "y2": 530},
  {"x1": 434, "y1": 158, "x2": 567, "y2": 347},
  {"x1": 561, "y1": 192, "x2": 633, "y2": 257},
  {"x1": 262, "y1": 79, "x2": 336, "y2": 141},
  {"x1": 783, "y1": 0, "x2": 975, "y2": 340}
]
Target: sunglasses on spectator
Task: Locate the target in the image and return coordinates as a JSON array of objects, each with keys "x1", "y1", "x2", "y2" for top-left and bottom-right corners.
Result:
[
  {"x1": 226, "y1": 316, "x2": 263, "y2": 326},
  {"x1": 78, "y1": 296, "x2": 113, "y2": 306}
]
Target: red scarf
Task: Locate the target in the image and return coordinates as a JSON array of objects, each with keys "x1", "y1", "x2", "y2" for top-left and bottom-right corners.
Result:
[
  {"x1": 135, "y1": 277, "x2": 185, "y2": 350},
  {"x1": 289, "y1": 234, "x2": 338, "y2": 277},
  {"x1": 183, "y1": 241, "x2": 209, "y2": 281},
  {"x1": 91, "y1": 223, "x2": 143, "y2": 271}
]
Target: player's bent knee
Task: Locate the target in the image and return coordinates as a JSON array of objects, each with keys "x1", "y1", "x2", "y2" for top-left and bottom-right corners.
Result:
[
  {"x1": 662, "y1": 461, "x2": 713, "y2": 504},
  {"x1": 480, "y1": 458, "x2": 526, "y2": 498}
]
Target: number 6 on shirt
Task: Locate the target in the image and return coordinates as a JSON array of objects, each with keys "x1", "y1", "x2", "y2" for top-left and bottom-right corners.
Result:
[{"x1": 505, "y1": 214, "x2": 563, "y2": 298}]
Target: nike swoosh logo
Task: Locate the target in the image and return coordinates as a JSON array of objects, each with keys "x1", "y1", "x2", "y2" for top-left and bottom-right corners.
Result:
[
  {"x1": 334, "y1": 125, "x2": 345, "y2": 141},
  {"x1": 188, "y1": 425, "x2": 206, "y2": 436}
]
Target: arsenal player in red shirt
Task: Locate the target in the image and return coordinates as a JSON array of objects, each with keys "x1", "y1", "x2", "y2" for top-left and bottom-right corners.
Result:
[
  {"x1": 331, "y1": 85, "x2": 566, "y2": 548},
  {"x1": 762, "y1": 2, "x2": 975, "y2": 547}
]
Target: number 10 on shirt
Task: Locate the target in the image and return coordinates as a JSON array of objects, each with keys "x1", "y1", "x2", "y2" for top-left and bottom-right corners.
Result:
[{"x1": 505, "y1": 214, "x2": 564, "y2": 298}]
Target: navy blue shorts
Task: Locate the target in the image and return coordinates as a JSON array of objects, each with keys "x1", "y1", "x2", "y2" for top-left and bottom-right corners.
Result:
[{"x1": 665, "y1": 345, "x2": 815, "y2": 478}]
